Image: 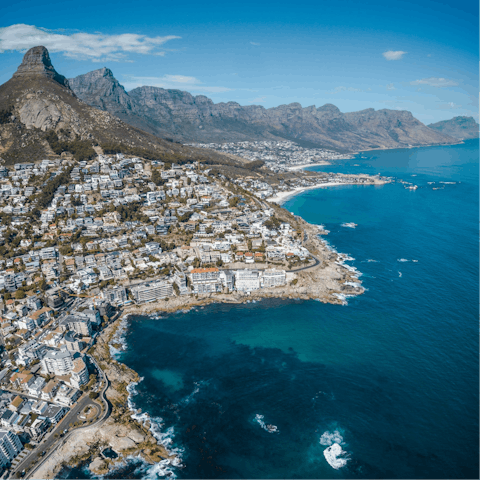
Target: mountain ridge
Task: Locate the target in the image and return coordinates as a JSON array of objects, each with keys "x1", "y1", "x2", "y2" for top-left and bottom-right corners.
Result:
[
  {"x1": 428, "y1": 116, "x2": 479, "y2": 140},
  {"x1": 69, "y1": 67, "x2": 457, "y2": 151},
  {"x1": 0, "y1": 46, "x2": 242, "y2": 167}
]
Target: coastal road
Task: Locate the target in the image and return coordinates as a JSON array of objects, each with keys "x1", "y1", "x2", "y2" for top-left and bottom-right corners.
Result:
[
  {"x1": 11, "y1": 394, "x2": 100, "y2": 476},
  {"x1": 21, "y1": 360, "x2": 110, "y2": 479},
  {"x1": 286, "y1": 254, "x2": 320, "y2": 273}
]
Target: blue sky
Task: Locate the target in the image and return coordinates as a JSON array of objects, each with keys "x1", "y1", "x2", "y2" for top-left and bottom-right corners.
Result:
[{"x1": 0, "y1": 0, "x2": 478, "y2": 123}]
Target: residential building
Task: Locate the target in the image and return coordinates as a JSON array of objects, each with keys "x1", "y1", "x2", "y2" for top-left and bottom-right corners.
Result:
[
  {"x1": 190, "y1": 268, "x2": 221, "y2": 294},
  {"x1": 0, "y1": 430, "x2": 22, "y2": 467},
  {"x1": 262, "y1": 269, "x2": 287, "y2": 288},
  {"x1": 130, "y1": 280, "x2": 173, "y2": 304},
  {"x1": 41, "y1": 348, "x2": 74, "y2": 376},
  {"x1": 235, "y1": 270, "x2": 260, "y2": 292},
  {"x1": 70, "y1": 358, "x2": 88, "y2": 389}
]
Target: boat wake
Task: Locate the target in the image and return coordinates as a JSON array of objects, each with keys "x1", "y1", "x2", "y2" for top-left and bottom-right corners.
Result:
[{"x1": 254, "y1": 414, "x2": 279, "y2": 433}]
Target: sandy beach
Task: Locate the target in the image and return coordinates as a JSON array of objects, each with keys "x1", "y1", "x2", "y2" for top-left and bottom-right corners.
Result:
[
  {"x1": 268, "y1": 182, "x2": 353, "y2": 204},
  {"x1": 288, "y1": 161, "x2": 331, "y2": 170}
]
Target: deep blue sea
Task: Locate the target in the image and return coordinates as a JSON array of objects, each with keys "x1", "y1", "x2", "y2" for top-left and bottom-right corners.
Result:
[{"x1": 70, "y1": 140, "x2": 479, "y2": 479}]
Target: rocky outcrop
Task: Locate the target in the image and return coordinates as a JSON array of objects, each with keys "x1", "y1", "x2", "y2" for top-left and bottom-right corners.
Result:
[
  {"x1": 428, "y1": 116, "x2": 479, "y2": 140},
  {"x1": 13, "y1": 46, "x2": 70, "y2": 88},
  {"x1": 0, "y1": 47, "x2": 239, "y2": 165},
  {"x1": 69, "y1": 68, "x2": 457, "y2": 151}
]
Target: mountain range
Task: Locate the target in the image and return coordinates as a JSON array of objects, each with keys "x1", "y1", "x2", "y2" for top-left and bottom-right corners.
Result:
[
  {"x1": 428, "y1": 116, "x2": 479, "y2": 140},
  {"x1": 68, "y1": 67, "x2": 474, "y2": 151},
  {"x1": 0, "y1": 46, "x2": 476, "y2": 166},
  {"x1": 0, "y1": 47, "x2": 236, "y2": 166}
]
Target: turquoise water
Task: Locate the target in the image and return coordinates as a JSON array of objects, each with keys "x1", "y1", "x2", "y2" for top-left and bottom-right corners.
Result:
[{"x1": 72, "y1": 140, "x2": 478, "y2": 479}]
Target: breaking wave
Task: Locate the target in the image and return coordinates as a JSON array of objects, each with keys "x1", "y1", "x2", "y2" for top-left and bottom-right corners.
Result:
[
  {"x1": 254, "y1": 414, "x2": 279, "y2": 433},
  {"x1": 125, "y1": 380, "x2": 184, "y2": 478},
  {"x1": 320, "y1": 429, "x2": 350, "y2": 470}
]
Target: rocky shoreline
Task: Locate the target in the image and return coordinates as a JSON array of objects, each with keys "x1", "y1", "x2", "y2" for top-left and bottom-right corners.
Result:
[{"x1": 32, "y1": 216, "x2": 363, "y2": 478}]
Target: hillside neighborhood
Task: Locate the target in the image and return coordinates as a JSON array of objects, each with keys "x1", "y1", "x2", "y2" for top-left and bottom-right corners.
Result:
[{"x1": 0, "y1": 149, "x2": 388, "y2": 476}]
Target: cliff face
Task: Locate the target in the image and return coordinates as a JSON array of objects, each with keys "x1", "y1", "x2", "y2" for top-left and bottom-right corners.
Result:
[
  {"x1": 69, "y1": 69, "x2": 457, "y2": 151},
  {"x1": 0, "y1": 46, "x2": 237, "y2": 165},
  {"x1": 428, "y1": 116, "x2": 479, "y2": 140}
]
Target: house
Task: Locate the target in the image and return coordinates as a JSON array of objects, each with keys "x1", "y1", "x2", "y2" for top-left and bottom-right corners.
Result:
[
  {"x1": 41, "y1": 380, "x2": 60, "y2": 401},
  {"x1": 43, "y1": 405, "x2": 68, "y2": 425},
  {"x1": 9, "y1": 396, "x2": 24, "y2": 412}
]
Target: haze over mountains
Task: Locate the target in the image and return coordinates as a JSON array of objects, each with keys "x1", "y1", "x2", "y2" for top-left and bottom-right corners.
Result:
[{"x1": 68, "y1": 67, "x2": 468, "y2": 152}]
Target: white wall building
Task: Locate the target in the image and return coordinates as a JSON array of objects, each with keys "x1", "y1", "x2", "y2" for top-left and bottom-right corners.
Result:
[
  {"x1": 0, "y1": 430, "x2": 22, "y2": 467},
  {"x1": 235, "y1": 270, "x2": 260, "y2": 292}
]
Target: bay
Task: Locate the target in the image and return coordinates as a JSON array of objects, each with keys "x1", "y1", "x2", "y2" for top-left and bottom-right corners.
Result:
[{"x1": 70, "y1": 140, "x2": 479, "y2": 479}]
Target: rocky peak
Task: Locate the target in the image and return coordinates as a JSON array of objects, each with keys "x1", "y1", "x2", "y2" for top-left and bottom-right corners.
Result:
[{"x1": 13, "y1": 46, "x2": 70, "y2": 88}]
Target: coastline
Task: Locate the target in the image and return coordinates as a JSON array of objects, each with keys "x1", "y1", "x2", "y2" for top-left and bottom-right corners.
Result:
[
  {"x1": 34, "y1": 213, "x2": 365, "y2": 478},
  {"x1": 268, "y1": 179, "x2": 387, "y2": 205}
]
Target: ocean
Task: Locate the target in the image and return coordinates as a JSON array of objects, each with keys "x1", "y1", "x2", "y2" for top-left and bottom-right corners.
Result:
[{"x1": 68, "y1": 140, "x2": 479, "y2": 479}]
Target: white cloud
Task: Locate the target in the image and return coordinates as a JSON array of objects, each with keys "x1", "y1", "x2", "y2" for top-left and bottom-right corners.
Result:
[
  {"x1": 386, "y1": 83, "x2": 395, "y2": 90},
  {"x1": 410, "y1": 77, "x2": 458, "y2": 88},
  {"x1": 329, "y1": 86, "x2": 362, "y2": 94},
  {"x1": 438, "y1": 102, "x2": 462, "y2": 110},
  {"x1": 250, "y1": 42, "x2": 260, "y2": 46},
  {"x1": 123, "y1": 75, "x2": 232, "y2": 93},
  {"x1": 382, "y1": 50, "x2": 407, "y2": 61},
  {"x1": 249, "y1": 95, "x2": 267, "y2": 103},
  {"x1": 0, "y1": 24, "x2": 180, "y2": 61}
]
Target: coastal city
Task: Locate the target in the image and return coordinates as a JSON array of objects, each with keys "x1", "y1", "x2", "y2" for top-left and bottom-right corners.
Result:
[
  {"x1": 189, "y1": 140, "x2": 353, "y2": 172},
  {"x1": 0, "y1": 149, "x2": 387, "y2": 477}
]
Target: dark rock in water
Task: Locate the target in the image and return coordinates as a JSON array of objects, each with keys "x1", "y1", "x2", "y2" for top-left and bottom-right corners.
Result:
[{"x1": 13, "y1": 46, "x2": 70, "y2": 88}]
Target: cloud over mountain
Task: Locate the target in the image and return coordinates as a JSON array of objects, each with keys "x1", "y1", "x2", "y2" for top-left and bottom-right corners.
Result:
[{"x1": 0, "y1": 24, "x2": 180, "y2": 61}]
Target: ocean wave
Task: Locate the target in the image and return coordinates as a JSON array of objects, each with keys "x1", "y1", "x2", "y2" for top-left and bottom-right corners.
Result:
[
  {"x1": 398, "y1": 271, "x2": 402, "y2": 277},
  {"x1": 320, "y1": 430, "x2": 344, "y2": 446},
  {"x1": 126, "y1": 380, "x2": 184, "y2": 478},
  {"x1": 254, "y1": 414, "x2": 279, "y2": 433},
  {"x1": 109, "y1": 316, "x2": 130, "y2": 356},
  {"x1": 366, "y1": 259, "x2": 378, "y2": 263},
  {"x1": 341, "y1": 222, "x2": 357, "y2": 228},
  {"x1": 397, "y1": 258, "x2": 409, "y2": 262},
  {"x1": 320, "y1": 430, "x2": 350, "y2": 470}
]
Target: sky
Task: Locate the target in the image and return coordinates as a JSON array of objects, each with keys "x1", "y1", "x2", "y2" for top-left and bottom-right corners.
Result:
[{"x1": 0, "y1": 0, "x2": 478, "y2": 124}]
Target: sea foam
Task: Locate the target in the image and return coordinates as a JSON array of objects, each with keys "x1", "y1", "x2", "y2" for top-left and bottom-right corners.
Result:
[
  {"x1": 125, "y1": 380, "x2": 184, "y2": 478},
  {"x1": 320, "y1": 430, "x2": 350, "y2": 470}
]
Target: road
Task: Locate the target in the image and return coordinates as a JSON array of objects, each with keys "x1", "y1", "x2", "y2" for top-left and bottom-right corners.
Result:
[
  {"x1": 23, "y1": 358, "x2": 110, "y2": 479},
  {"x1": 11, "y1": 393, "x2": 100, "y2": 476}
]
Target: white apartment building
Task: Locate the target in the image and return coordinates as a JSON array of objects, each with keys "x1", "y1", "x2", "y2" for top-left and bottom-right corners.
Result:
[
  {"x1": 130, "y1": 280, "x2": 174, "y2": 303},
  {"x1": 41, "y1": 348, "x2": 74, "y2": 376},
  {"x1": 70, "y1": 358, "x2": 89, "y2": 389},
  {"x1": 190, "y1": 268, "x2": 221, "y2": 294},
  {"x1": 0, "y1": 430, "x2": 22, "y2": 467},
  {"x1": 235, "y1": 270, "x2": 260, "y2": 292},
  {"x1": 262, "y1": 269, "x2": 287, "y2": 288}
]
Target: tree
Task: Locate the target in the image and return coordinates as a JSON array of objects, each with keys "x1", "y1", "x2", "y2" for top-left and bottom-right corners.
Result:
[
  {"x1": 14, "y1": 289, "x2": 26, "y2": 300},
  {"x1": 89, "y1": 391, "x2": 99, "y2": 399}
]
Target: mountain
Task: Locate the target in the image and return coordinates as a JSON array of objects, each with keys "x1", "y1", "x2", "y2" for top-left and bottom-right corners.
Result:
[
  {"x1": 70, "y1": 68, "x2": 456, "y2": 151},
  {"x1": 428, "y1": 116, "x2": 479, "y2": 140},
  {"x1": 0, "y1": 46, "x2": 236, "y2": 166}
]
